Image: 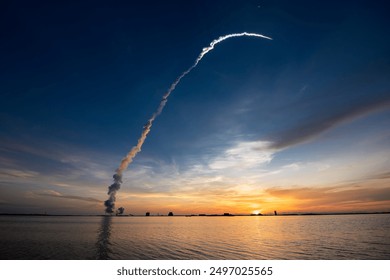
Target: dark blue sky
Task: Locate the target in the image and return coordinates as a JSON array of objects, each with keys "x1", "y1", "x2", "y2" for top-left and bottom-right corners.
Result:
[{"x1": 1, "y1": 0, "x2": 389, "y2": 214}]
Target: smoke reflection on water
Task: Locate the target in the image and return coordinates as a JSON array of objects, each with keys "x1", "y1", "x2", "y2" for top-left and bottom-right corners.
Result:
[{"x1": 96, "y1": 216, "x2": 112, "y2": 259}]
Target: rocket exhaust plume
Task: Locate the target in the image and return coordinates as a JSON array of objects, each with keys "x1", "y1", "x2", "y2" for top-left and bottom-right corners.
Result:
[{"x1": 104, "y1": 32, "x2": 272, "y2": 213}]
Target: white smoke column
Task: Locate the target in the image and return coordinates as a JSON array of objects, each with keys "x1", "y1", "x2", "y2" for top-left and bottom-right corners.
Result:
[{"x1": 104, "y1": 32, "x2": 272, "y2": 213}]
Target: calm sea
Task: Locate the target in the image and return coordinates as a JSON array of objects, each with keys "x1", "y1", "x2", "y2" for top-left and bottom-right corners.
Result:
[{"x1": 0, "y1": 214, "x2": 389, "y2": 259}]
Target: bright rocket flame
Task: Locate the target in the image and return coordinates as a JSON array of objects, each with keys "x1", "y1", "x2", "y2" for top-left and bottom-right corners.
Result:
[{"x1": 104, "y1": 32, "x2": 272, "y2": 213}]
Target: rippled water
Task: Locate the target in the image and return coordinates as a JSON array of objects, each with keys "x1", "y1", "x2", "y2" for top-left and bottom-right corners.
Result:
[{"x1": 0, "y1": 214, "x2": 389, "y2": 259}]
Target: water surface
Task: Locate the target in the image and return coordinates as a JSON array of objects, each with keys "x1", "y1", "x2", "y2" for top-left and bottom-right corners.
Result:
[{"x1": 0, "y1": 214, "x2": 389, "y2": 259}]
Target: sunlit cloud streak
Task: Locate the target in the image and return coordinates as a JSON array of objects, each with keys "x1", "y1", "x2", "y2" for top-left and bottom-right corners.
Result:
[
  {"x1": 37, "y1": 190, "x2": 102, "y2": 203},
  {"x1": 0, "y1": 168, "x2": 40, "y2": 179},
  {"x1": 264, "y1": 184, "x2": 390, "y2": 213}
]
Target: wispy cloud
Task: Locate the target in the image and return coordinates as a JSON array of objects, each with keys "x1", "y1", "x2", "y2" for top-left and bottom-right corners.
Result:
[
  {"x1": 268, "y1": 96, "x2": 390, "y2": 149},
  {"x1": 208, "y1": 141, "x2": 274, "y2": 170},
  {"x1": 0, "y1": 168, "x2": 40, "y2": 178},
  {"x1": 0, "y1": 136, "x2": 114, "y2": 184},
  {"x1": 36, "y1": 190, "x2": 102, "y2": 203},
  {"x1": 0, "y1": 136, "x2": 114, "y2": 214},
  {"x1": 368, "y1": 172, "x2": 390, "y2": 180}
]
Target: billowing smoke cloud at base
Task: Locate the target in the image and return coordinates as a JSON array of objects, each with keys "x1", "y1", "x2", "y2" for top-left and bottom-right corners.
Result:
[
  {"x1": 104, "y1": 173, "x2": 122, "y2": 214},
  {"x1": 104, "y1": 32, "x2": 272, "y2": 214}
]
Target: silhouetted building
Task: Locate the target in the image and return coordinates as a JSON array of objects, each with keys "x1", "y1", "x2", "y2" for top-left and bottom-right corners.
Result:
[
  {"x1": 168, "y1": 212, "x2": 173, "y2": 216},
  {"x1": 145, "y1": 212, "x2": 150, "y2": 216},
  {"x1": 274, "y1": 210, "x2": 278, "y2": 216}
]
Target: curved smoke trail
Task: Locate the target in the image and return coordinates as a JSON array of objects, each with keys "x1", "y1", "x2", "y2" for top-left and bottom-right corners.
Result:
[{"x1": 104, "y1": 32, "x2": 272, "y2": 213}]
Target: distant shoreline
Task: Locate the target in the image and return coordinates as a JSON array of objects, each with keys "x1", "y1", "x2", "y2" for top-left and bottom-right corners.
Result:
[{"x1": 1, "y1": 212, "x2": 389, "y2": 217}]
